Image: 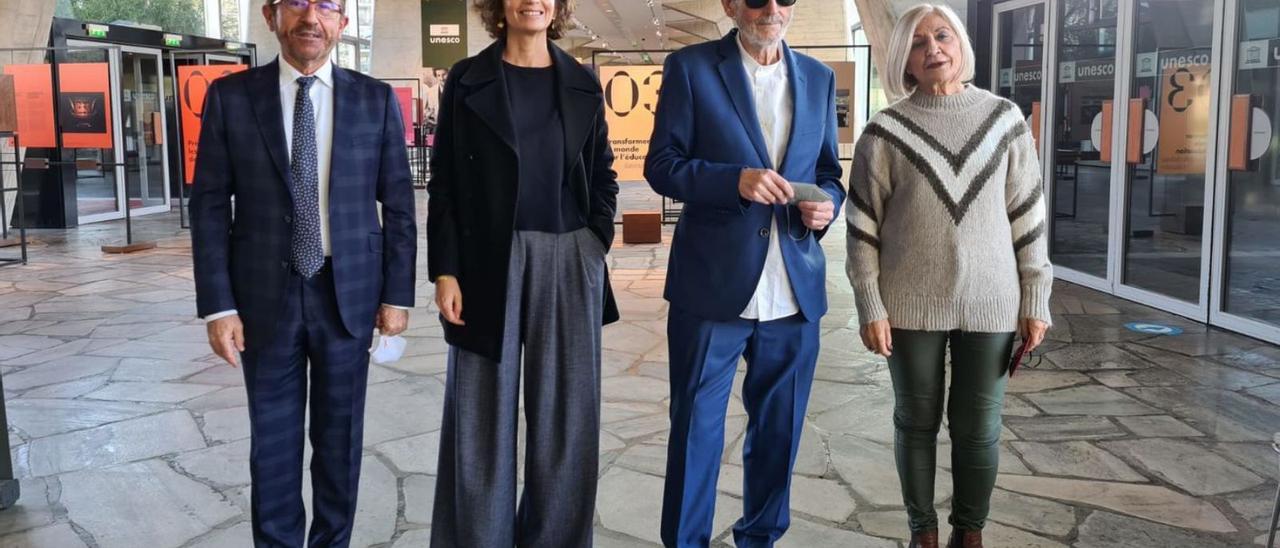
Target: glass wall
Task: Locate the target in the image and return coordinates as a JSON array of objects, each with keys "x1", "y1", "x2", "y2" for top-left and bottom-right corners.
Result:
[
  {"x1": 55, "y1": 0, "x2": 206, "y2": 36},
  {"x1": 1221, "y1": 0, "x2": 1280, "y2": 327},
  {"x1": 1050, "y1": 0, "x2": 1118, "y2": 279},
  {"x1": 216, "y1": 0, "x2": 248, "y2": 41},
  {"x1": 120, "y1": 50, "x2": 169, "y2": 212},
  {"x1": 996, "y1": 4, "x2": 1046, "y2": 119},
  {"x1": 1120, "y1": 0, "x2": 1216, "y2": 303},
  {"x1": 336, "y1": 0, "x2": 374, "y2": 74},
  {"x1": 985, "y1": 0, "x2": 1280, "y2": 344},
  {"x1": 57, "y1": 47, "x2": 125, "y2": 222}
]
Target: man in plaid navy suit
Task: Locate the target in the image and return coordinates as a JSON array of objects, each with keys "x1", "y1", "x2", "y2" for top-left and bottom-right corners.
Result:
[{"x1": 189, "y1": 1, "x2": 416, "y2": 546}]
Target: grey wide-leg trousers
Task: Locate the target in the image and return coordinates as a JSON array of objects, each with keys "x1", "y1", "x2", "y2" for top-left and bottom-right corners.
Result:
[{"x1": 431, "y1": 228, "x2": 605, "y2": 548}]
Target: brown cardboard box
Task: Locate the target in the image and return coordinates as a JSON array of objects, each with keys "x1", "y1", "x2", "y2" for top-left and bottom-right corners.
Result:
[{"x1": 622, "y1": 211, "x2": 661, "y2": 244}]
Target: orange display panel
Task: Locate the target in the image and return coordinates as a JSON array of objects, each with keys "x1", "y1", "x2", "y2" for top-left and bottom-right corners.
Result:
[
  {"x1": 57, "y1": 63, "x2": 113, "y2": 149},
  {"x1": 177, "y1": 64, "x2": 248, "y2": 184},
  {"x1": 393, "y1": 86, "x2": 415, "y2": 145},
  {"x1": 1, "y1": 64, "x2": 56, "y2": 147},
  {"x1": 1154, "y1": 63, "x2": 1212, "y2": 175},
  {"x1": 599, "y1": 65, "x2": 663, "y2": 182}
]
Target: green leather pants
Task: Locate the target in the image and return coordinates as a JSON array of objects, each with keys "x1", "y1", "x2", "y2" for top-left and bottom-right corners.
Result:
[{"x1": 886, "y1": 329, "x2": 1015, "y2": 533}]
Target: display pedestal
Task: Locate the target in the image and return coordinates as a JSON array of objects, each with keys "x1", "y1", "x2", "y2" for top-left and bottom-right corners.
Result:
[
  {"x1": 623, "y1": 211, "x2": 662, "y2": 244},
  {"x1": 102, "y1": 241, "x2": 158, "y2": 254}
]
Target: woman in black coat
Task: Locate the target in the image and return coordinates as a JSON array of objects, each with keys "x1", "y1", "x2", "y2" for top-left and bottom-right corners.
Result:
[{"x1": 426, "y1": 1, "x2": 619, "y2": 546}]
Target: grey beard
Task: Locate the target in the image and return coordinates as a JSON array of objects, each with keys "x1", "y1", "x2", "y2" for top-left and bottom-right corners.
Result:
[{"x1": 736, "y1": 20, "x2": 788, "y2": 50}]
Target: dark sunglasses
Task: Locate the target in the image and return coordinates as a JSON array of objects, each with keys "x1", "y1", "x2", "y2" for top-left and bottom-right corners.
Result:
[{"x1": 744, "y1": 0, "x2": 797, "y2": 8}]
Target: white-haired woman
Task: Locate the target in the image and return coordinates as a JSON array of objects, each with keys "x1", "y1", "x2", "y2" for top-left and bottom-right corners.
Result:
[{"x1": 845, "y1": 5, "x2": 1052, "y2": 548}]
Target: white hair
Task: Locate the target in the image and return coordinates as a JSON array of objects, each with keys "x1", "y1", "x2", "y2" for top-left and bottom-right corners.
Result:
[{"x1": 883, "y1": 3, "x2": 975, "y2": 99}]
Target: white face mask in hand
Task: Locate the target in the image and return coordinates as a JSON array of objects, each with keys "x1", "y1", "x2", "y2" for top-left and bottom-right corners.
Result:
[{"x1": 369, "y1": 335, "x2": 407, "y2": 365}]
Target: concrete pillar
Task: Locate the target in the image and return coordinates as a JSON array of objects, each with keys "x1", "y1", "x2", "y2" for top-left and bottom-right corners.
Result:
[
  {"x1": 246, "y1": 1, "x2": 280, "y2": 66},
  {"x1": 665, "y1": 0, "x2": 734, "y2": 37},
  {"x1": 368, "y1": 0, "x2": 491, "y2": 77},
  {"x1": 0, "y1": 0, "x2": 58, "y2": 62},
  {"x1": 852, "y1": 0, "x2": 895, "y2": 82},
  {"x1": 369, "y1": 0, "x2": 429, "y2": 81},
  {"x1": 853, "y1": 0, "x2": 970, "y2": 95},
  {"x1": 465, "y1": 3, "x2": 489, "y2": 57},
  {"x1": 788, "y1": 0, "x2": 855, "y2": 62}
]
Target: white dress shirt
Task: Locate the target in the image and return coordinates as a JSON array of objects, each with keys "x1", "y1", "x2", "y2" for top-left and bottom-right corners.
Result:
[
  {"x1": 279, "y1": 58, "x2": 336, "y2": 257},
  {"x1": 206, "y1": 58, "x2": 403, "y2": 322},
  {"x1": 737, "y1": 36, "x2": 800, "y2": 322}
]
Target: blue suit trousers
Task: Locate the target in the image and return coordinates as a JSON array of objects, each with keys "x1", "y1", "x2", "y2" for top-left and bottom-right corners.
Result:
[
  {"x1": 240, "y1": 263, "x2": 372, "y2": 548},
  {"x1": 662, "y1": 305, "x2": 820, "y2": 548}
]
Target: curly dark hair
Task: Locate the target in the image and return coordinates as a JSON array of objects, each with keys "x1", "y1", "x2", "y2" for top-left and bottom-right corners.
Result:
[{"x1": 473, "y1": 0, "x2": 575, "y2": 40}]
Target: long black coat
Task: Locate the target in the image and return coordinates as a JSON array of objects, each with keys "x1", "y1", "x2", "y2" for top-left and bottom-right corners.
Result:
[{"x1": 427, "y1": 40, "x2": 620, "y2": 362}]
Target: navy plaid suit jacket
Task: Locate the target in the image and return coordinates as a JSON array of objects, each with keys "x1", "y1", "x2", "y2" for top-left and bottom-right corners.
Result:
[{"x1": 190, "y1": 61, "x2": 417, "y2": 348}]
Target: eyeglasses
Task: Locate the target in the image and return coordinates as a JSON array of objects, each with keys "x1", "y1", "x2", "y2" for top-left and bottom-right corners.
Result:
[
  {"x1": 273, "y1": 0, "x2": 345, "y2": 18},
  {"x1": 744, "y1": 0, "x2": 797, "y2": 8}
]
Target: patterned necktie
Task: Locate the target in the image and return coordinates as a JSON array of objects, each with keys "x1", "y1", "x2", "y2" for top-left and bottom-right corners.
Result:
[{"x1": 290, "y1": 76, "x2": 324, "y2": 278}]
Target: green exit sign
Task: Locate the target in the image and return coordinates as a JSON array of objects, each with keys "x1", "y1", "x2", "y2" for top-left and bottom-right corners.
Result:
[
  {"x1": 85, "y1": 24, "x2": 108, "y2": 38},
  {"x1": 164, "y1": 34, "x2": 182, "y2": 47}
]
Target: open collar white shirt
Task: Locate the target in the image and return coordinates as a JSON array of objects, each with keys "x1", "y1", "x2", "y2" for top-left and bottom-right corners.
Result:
[{"x1": 736, "y1": 35, "x2": 800, "y2": 322}]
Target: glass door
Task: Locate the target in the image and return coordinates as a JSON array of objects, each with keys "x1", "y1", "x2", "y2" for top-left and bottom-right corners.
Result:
[
  {"x1": 120, "y1": 46, "x2": 170, "y2": 217},
  {"x1": 995, "y1": 0, "x2": 1048, "y2": 125},
  {"x1": 66, "y1": 40, "x2": 126, "y2": 224},
  {"x1": 1047, "y1": 0, "x2": 1121, "y2": 289},
  {"x1": 1210, "y1": 0, "x2": 1280, "y2": 344},
  {"x1": 1114, "y1": 0, "x2": 1223, "y2": 316}
]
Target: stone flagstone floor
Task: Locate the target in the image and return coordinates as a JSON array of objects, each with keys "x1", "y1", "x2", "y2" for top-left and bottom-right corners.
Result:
[{"x1": 0, "y1": 198, "x2": 1278, "y2": 547}]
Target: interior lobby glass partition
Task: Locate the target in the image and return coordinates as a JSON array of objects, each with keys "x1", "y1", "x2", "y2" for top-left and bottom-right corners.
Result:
[
  {"x1": 1212, "y1": 0, "x2": 1280, "y2": 342},
  {"x1": 120, "y1": 47, "x2": 170, "y2": 216},
  {"x1": 1049, "y1": 0, "x2": 1119, "y2": 283},
  {"x1": 995, "y1": 1, "x2": 1047, "y2": 120},
  {"x1": 1118, "y1": 0, "x2": 1219, "y2": 308},
  {"x1": 983, "y1": 0, "x2": 1280, "y2": 345},
  {"x1": 63, "y1": 42, "x2": 126, "y2": 224}
]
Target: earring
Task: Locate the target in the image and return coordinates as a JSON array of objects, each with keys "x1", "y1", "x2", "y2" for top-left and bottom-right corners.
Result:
[{"x1": 498, "y1": 20, "x2": 505, "y2": 28}]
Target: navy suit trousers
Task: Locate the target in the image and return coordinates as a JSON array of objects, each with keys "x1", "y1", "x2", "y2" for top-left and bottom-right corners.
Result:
[
  {"x1": 241, "y1": 262, "x2": 372, "y2": 548},
  {"x1": 662, "y1": 306, "x2": 820, "y2": 548}
]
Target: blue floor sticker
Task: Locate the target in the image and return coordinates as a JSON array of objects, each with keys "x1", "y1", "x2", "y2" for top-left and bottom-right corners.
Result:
[{"x1": 1124, "y1": 322, "x2": 1184, "y2": 336}]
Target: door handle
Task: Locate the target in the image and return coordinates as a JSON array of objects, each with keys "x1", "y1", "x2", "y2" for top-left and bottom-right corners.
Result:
[
  {"x1": 1126, "y1": 98, "x2": 1145, "y2": 165},
  {"x1": 1100, "y1": 100, "x2": 1113, "y2": 163},
  {"x1": 1228, "y1": 94, "x2": 1253, "y2": 171}
]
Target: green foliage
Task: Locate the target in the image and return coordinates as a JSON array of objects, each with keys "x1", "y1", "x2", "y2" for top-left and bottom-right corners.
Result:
[
  {"x1": 55, "y1": 0, "x2": 76, "y2": 18},
  {"x1": 68, "y1": 0, "x2": 207, "y2": 36},
  {"x1": 219, "y1": 0, "x2": 241, "y2": 40}
]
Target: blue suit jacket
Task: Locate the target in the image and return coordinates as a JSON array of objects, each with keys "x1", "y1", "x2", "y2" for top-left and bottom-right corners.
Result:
[
  {"x1": 190, "y1": 61, "x2": 417, "y2": 348},
  {"x1": 644, "y1": 31, "x2": 846, "y2": 322}
]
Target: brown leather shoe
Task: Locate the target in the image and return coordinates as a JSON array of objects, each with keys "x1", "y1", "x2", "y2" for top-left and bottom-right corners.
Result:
[
  {"x1": 946, "y1": 529, "x2": 983, "y2": 548},
  {"x1": 909, "y1": 530, "x2": 939, "y2": 548}
]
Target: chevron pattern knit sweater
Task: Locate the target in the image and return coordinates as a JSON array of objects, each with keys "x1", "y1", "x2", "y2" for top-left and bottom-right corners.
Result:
[{"x1": 845, "y1": 86, "x2": 1053, "y2": 332}]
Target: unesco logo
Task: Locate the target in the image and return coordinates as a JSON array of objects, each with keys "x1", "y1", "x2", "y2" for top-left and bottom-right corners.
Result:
[{"x1": 429, "y1": 24, "x2": 461, "y2": 45}]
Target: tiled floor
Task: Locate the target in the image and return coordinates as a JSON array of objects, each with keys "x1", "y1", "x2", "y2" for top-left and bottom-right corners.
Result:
[{"x1": 0, "y1": 196, "x2": 1278, "y2": 547}]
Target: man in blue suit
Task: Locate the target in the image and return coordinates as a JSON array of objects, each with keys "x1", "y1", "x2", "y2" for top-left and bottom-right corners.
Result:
[
  {"x1": 644, "y1": 1, "x2": 845, "y2": 546},
  {"x1": 189, "y1": 1, "x2": 416, "y2": 545}
]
